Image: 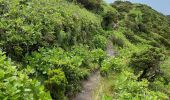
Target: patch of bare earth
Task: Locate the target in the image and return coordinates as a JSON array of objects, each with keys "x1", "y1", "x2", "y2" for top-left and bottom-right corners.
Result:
[{"x1": 74, "y1": 71, "x2": 100, "y2": 100}]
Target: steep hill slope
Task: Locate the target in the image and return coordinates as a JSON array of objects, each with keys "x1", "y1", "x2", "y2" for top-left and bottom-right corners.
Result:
[
  {"x1": 0, "y1": 0, "x2": 103, "y2": 60},
  {"x1": 0, "y1": 0, "x2": 170, "y2": 100},
  {"x1": 111, "y1": 1, "x2": 170, "y2": 48}
]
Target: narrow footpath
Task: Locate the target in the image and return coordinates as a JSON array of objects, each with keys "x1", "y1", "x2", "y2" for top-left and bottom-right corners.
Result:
[{"x1": 73, "y1": 40, "x2": 114, "y2": 100}]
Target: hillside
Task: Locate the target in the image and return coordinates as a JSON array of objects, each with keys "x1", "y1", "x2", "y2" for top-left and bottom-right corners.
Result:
[
  {"x1": 167, "y1": 15, "x2": 170, "y2": 21},
  {"x1": 0, "y1": 0, "x2": 170, "y2": 100}
]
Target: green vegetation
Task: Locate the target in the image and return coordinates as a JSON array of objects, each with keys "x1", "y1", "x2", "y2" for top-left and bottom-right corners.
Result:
[
  {"x1": 45, "y1": 69, "x2": 67, "y2": 100},
  {"x1": 0, "y1": 0, "x2": 102, "y2": 60},
  {"x1": 0, "y1": 50, "x2": 51, "y2": 99},
  {"x1": 130, "y1": 47, "x2": 166, "y2": 81},
  {"x1": 0, "y1": 0, "x2": 170, "y2": 99}
]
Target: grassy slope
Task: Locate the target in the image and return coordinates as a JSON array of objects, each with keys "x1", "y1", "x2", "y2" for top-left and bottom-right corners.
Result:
[
  {"x1": 95, "y1": 1, "x2": 170, "y2": 100},
  {"x1": 1, "y1": 0, "x2": 170, "y2": 99}
]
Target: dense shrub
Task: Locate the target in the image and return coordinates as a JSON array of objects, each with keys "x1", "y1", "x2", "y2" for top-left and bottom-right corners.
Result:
[
  {"x1": 130, "y1": 47, "x2": 166, "y2": 81},
  {"x1": 1, "y1": 0, "x2": 170, "y2": 99},
  {"x1": 45, "y1": 69, "x2": 67, "y2": 100},
  {"x1": 148, "y1": 40, "x2": 161, "y2": 47},
  {"x1": 113, "y1": 71, "x2": 168, "y2": 99},
  {"x1": 123, "y1": 30, "x2": 140, "y2": 43},
  {"x1": 109, "y1": 31, "x2": 126, "y2": 47},
  {"x1": 91, "y1": 48, "x2": 107, "y2": 66},
  {"x1": 149, "y1": 79, "x2": 170, "y2": 97},
  {"x1": 0, "y1": 0, "x2": 102, "y2": 60},
  {"x1": 100, "y1": 57, "x2": 122, "y2": 76},
  {"x1": 101, "y1": 10, "x2": 118, "y2": 30},
  {"x1": 73, "y1": 0, "x2": 103, "y2": 12},
  {"x1": 25, "y1": 48, "x2": 81, "y2": 96},
  {"x1": 138, "y1": 4, "x2": 170, "y2": 39},
  {"x1": 92, "y1": 35, "x2": 108, "y2": 50},
  {"x1": 70, "y1": 45, "x2": 92, "y2": 67},
  {"x1": 111, "y1": 1, "x2": 133, "y2": 13},
  {"x1": 137, "y1": 23, "x2": 149, "y2": 33},
  {"x1": 111, "y1": 1, "x2": 170, "y2": 49},
  {"x1": 159, "y1": 36, "x2": 170, "y2": 48},
  {"x1": 104, "y1": 47, "x2": 169, "y2": 100},
  {"x1": 25, "y1": 46, "x2": 105, "y2": 98},
  {"x1": 160, "y1": 56, "x2": 170, "y2": 85},
  {"x1": 0, "y1": 50, "x2": 51, "y2": 99}
]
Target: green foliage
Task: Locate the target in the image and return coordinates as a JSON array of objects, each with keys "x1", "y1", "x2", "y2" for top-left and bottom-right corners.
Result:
[
  {"x1": 123, "y1": 29, "x2": 142, "y2": 44},
  {"x1": 113, "y1": 71, "x2": 168, "y2": 100},
  {"x1": 160, "y1": 55, "x2": 170, "y2": 84},
  {"x1": 111, "y1": 1, "x2": 133, "y2": 13},
  {"x1": 25, "y1": 48, "x2": 81, "y2": 96},
  {"x1": 93, "y1": 35, "x2": 108, "y2": 50},
  {"x1": 167, "y1": 15, "x2": 170, "y2": 22},
  {"x1": 0, "y1": 0, "x2": 102, "y2": 60},
  {"x1": 149, "y1": 79, "x2": 170, "y2": 98},
  {"x1": 25, "y1": 46, "x2": 105, "y2": 98},
  {"x1": 45, "y1": 69, "x2": 67, "y2": 100},
  {"x1": 91, "y1": 48, "x2": 107, "y2": 64},
  {"x1": 111, "y1": 1, "x2": 133, "y2": 21},
  {"x1": 70, "y1": 45, "x2": 91, "y2": 67},
  {"x1": 110, "y1": 1, "x2": 170, "y2": 50},
  {"x1": 101, "y1": 95, "x2": 112, "y2": 100},
  {"x1": 100, "y1": 57, "x2": 122, "y2": 76},
  {"x1": 107, "y1": 29, "x2": 132, "y2": 47},
  {"x1": 134, "y1": 4, "x2": 170, "y2": 44},
  {"x1": 70, "y1": 0, "x2": 103, "y2": 12},
  {"x1": 130, "y1": 47, "x2": 166, "y2": 81},
  {"x1": 1, "y1": 0, "x2": 170, "y2": 99},
  {"x1": 110, "y1": 32, "x2": 125, "y2": 47},
  {"x1": 100, "y1": 46, "x2": 169, "y2": 100},
  {"x1": 0, "y1": 50, "x2": 51, "y2": 100},
  {"x1": 101, "y1": 5, "x2": 118, "y2": 30}
]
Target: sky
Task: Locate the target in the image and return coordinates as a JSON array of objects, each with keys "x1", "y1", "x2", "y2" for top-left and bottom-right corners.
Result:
[{"x1": 105, "y1": 0, "x2": 170, "y2": 15}]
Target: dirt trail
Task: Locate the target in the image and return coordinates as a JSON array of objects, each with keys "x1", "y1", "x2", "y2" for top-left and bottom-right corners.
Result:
[
  {"x1": 73, "y1": 40, "x2": 114, "y2": 100},
  {"x1": 106, "y1": 40, "x2": 115, "y2": 57},
  {"x1": 74, "y1": 71, "x2": 100, "y2": 100}
]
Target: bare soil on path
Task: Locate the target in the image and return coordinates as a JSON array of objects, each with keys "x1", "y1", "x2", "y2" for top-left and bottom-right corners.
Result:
[
  {"x1": 74, "y1": 71, "x2": 100, "y2": 100},
  {"x1": 73, "y1": 40, "x2": 114, "y2": 100}
]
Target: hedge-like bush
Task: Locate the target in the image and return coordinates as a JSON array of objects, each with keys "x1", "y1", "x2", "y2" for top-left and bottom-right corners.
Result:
[
  {"x1": 130, "y1": 47, "x2": 166, "y2": 81},
  {"x1": 0, "y1": 50, "x2": 51, "y2": 99},
  {"x1": 45, "y1": 69, "x2": 67, "y2": 100}
]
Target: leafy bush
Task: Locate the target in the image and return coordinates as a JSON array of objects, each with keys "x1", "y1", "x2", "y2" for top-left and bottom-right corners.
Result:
[
  {"x1": 113, "y1": 71, "x2": 168, "y2": 100},
  {"x1": 160, "y1": 56, "x2": 170, "y2": 84},
  {"x1": 0, "y1": 50, "x2": 51, "y2": 99},
  {"x1": 91, "y1": 48, "x2": 106, "y2": 66},
  {"x1": 1, "y1": 0, "x2": 170, "y2": 99},
  {"x1": 25, "y1": 48, "x2": 81, "y2": 96},
  {"x1": 123, "y1": 30, "x2": 140, "y2": 44},
  {"x1": 111, "y1": 1, "x2": 133, "y2": 13},
  {"x1": 92, "y1": 35, "x2": 108, "y2": 50},
  {"x1": 71, "y1": 0, "x2": 103, "y2": 12},
  {"x1": 100, "y1": 57, "x2": 122, "y2": 76},
  {"x1": 45, "y1": 69, "x2": 67, "y2": 100},
  {"x1": 130, "y1": 47, "x2": 166, "y2": 81},
  {"x1": 101, "y1": 5, "x2": 118, "y2": 30},
  {"x1": 25, "y1": 46, "x2": 105, "y2": 98},
  {"x1": 108, "y1": 30, "x2": 131, "y2": 47},
  {"x1": 70, "y1": 45, "x2": 91, "y2": 67},
  {"x1": 0, "y1": 0, "x2": 102, "y2": 60},
  {"x1": 149, "y1": 79, "x2": 170, "y2": 97}
]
